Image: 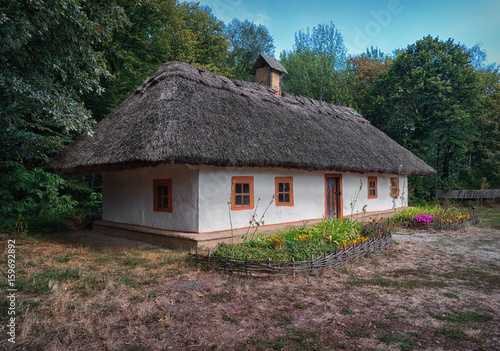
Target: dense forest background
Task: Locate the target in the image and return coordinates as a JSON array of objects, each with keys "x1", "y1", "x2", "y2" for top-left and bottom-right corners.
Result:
[{"x1": 1, "y1": 0, "x2": 499, "y2": 231}]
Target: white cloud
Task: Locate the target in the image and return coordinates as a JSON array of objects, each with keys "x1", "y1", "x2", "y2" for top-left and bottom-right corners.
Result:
[{"x1": 248, "y1": 13, "x2": 271, "y2": 25}]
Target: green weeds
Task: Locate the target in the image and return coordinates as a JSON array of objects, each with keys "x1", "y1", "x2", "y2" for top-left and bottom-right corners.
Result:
[
  {"x1": 222, "y1": 313, "x2": 239, "y2": 324},
  {"x1": 18, "y1": 268, "x2": 81, "y2": 294},
  {"x1": 340, "y1": 306, "x2": 355, "y2": 315},
  {"x1": 431, "y1": 310, "x2": 493, "y2": 323},
  {"x1": 347, "y1": 276, "x2": 449, "y2": 289},
  {"x1": 120, "y1": 256, "x2": 150, "y2": 267},
  {"x1": 431, "y1": 310, "x2": 494, "y2": 341},
  {"x1": 442, "y1": 268, "x2": 500, "y2": 288},
  {"x1": 442, "y1": 292, "x2": 460, "y2": 299},
  {"x1": 439, "y1": 326, "x2": 469, "y2": 340},
  {"x1": 377, "y1": 332, "x2": 416, "y2": 351},
  {"x1": 55, "y1": 254, "x2": 74, "y2": 263},
  {"x1": 347, "y1": 330, "x2": 371, "y2": 338},
  {"x1": 259, "y1": 327, "x2": 320, "y2": 351}
]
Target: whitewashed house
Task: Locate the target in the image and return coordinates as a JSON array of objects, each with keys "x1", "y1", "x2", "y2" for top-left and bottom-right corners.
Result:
[{"x1": 46, "y1": 56, "x2": 435, "y2": 248}]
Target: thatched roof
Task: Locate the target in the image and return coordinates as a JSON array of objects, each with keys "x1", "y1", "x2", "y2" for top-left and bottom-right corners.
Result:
[{"x1": 46, "y1": 61, "x2": 435, "y2": 176}]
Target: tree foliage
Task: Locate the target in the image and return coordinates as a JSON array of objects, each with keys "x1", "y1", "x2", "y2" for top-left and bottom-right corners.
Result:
[
  {"x1": 0, "y1": 0, "x2": 125, "y2": 167},
  {"x1": 280, "y1": 22, "x2": 351, "y2": 105},
  {"x1": 0, "y1": 162, "x2": 76, "y2": 219},
  {"x1": 85, "y1": 0, "x2": 229, "y2": 121},
  {"x1": 0, "y1": 0, "x2": 230, "y2": 225},
  {"x1": 364, "y1": 36, "x2": 482, "y2": 197},
  {"x1": 224, "y1": 18, "x2": 275, "y2": 81},
  {"x1": 348, "y1": 47, "x2": 392, "y2": 113},
  {"x1": 473, "y1": 66, "x2": 500, "y2": 188}
]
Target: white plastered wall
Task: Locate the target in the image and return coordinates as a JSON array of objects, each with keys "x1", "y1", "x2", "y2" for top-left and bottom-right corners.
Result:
[
  {"x1": 342, "y1": 173, "x2": 408, "y2": 217},
  {"x1": 198, "y1": 166, "x2": 408, "y2": 232},
  {"x1": 101, "y1": 164, "x2": 408, "y2": 233},
  {"x1": 102, "y1": 164, "x2": 199, "y2": 232},
  {"x1": 198, "y1": 166, "x2": 325, "y2": 233}
]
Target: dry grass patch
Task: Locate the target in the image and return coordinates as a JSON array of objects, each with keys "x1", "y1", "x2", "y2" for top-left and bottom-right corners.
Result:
[{"x1": 1, "y1": 217, "x2": 499, "y2": 350}]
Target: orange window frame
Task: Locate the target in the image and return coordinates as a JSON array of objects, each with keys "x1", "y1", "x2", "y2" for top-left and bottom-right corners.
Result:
[
  {"x1": 390, "y1": 177, "x2": 400, "y2": 198},
  {"x1": 275, "y1": 177, "x2": 294, "y2": 206},
  {"x1": 231, "y1": 176, "x2": 254, "y2": 211},
  {"x1": 153, "y1": 179, "x2": 172, "y2": 212},
  {"x1": 368, "y1": 177, "x2": 378, "y2": 199}
]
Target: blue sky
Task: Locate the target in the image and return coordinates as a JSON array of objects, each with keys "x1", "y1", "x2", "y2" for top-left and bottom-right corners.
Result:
[{"x1": 197, "y1": 0, "x2": 500, "y2": 66}]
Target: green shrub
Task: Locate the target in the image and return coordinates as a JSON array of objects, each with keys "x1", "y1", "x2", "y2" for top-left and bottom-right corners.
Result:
[
  {"x1": 0, "y1": 162, "x2": 77, "y2": 219},
  {"x1": 26, "y1": 216, "x2": 72, "y2": 234},
  {"x1": 0, "y1": 162, "x2": 102, "y2": 234}
]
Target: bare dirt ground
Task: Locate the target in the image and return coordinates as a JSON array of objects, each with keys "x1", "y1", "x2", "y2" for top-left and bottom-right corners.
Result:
[
  {"x1": 1, "y1": 219, "x2": 499, "y2": 350},
  {"x1": 393, "y1": 225, "x2": 500, "y2": 265}
]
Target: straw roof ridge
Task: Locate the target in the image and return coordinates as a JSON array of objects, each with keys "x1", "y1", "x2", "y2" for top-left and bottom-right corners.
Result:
[
  {"x1": 45, "y1": 61, "x2": 436, "y2": 176},
  {"x1": 137, "y1": 61, "x2": 366, "y2": 124}
]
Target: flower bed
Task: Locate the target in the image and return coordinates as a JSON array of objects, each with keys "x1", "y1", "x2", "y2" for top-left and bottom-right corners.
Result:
[
  {"x1": 189, "y1": 232, "x2": 392, "y2": 278},
  {"x1": 392, "y1": 206, "x2": 479, "y2": 230},
  {"x1": 209, "y1": 218, "x2": 391, "y2": 262},
  {"x1": 188, "y1": 218, "x2": 393, "y2": 278}
]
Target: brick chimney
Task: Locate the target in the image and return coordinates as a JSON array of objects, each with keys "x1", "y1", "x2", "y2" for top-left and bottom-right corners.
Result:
[{"x1": 249, "y1": 54, "x2": 288, "y2": 96}]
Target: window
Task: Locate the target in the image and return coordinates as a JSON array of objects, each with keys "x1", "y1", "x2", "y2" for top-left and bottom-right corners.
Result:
[
  {"x1": 390, "y1": 177, "x2": 399, "y2": 198},
  {"x1": 231, "y1": 176, "x2": 254, "y2": 210},
  {"x1": 153, "y1": 179, "x2": 172, "y2": 212},
  {"x1": 275, "y1": 177, "x2": 294, "y2": 206},
  {"x1": 368, "y1": 177, "x2": 377, "y2": 199}
]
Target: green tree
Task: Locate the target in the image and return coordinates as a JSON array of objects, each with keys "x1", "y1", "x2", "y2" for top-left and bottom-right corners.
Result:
[
  {"x1": 0, "y1": 0, "x2": 125, "y2": 167},
  {"x1": 365, "y1": 36, "x2": 482, "y2": 198},
  {"x1": 85, "y1": 0, "x2": 229, "y2": 121},
  {"x1": 280, "y1": 22, "x2": 351, "y2": 105},
  {"x1": 224, "y1": 18, "x2": 275, "y2": 81},
  {"x1": 348, "y1": 47, "x2": 392, "y2": 113},
  {"x1": 472, "y1": 66, "x2": 500, "y2": 188},
  {"x1": 0, "y1": 1, "x2": 229, "y2": 223}
]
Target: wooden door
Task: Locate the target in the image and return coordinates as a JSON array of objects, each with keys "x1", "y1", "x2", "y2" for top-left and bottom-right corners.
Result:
[{"x1": 326, "y1": 176, "x2": 342, "y2": 219}]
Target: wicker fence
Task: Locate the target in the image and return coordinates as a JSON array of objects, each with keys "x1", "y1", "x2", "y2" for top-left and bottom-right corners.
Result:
[
  {"x1": 188, "y1": 215, "x2": 480, "y2": 278},
  {"x1": 397, "y1": 214, "x2": 480, "y2": 231},
  {"x1": 188, "y1": 233, "x2": 392, "y2": 278}
]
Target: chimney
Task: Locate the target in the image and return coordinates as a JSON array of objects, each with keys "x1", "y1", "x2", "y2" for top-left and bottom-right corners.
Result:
[{"x1": 249, "y1": 54, "x2": 288, "y2": 96}]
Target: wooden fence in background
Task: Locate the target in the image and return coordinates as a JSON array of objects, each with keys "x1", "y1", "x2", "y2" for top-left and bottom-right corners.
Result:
[{"x1": 437, "y1": 189, "x2": 500, "y2": 200}]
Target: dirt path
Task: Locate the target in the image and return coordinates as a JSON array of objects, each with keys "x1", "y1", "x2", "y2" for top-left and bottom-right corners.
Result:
[{"x1": 393, "y1": 225, "x2": 500, "y2": 265}]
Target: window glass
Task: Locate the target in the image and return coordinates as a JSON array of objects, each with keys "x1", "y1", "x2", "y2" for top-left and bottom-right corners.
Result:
[
  {"x1": 243, "y1": 195, "x2": 250, "y2": 206},
  {"x1": 235, "y1": 195, "x2": 242, "y2": 206}
]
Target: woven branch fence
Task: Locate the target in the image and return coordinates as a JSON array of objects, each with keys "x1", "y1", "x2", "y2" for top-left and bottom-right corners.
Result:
[
  {"x1": 397, "y1": 214, "x2": 480, "y2": 231},
  {"x1": 188, "y1": 233, "x2": 392, "y2": 278}
]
